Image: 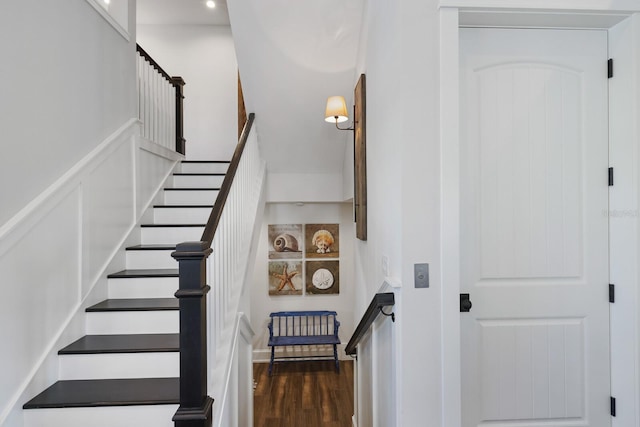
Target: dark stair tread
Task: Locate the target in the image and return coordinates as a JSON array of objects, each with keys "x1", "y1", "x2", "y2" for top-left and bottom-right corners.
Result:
[
  {"x1": 181, "y1": 160, "x2": 229, "y2": 163},
  {"x1": 140, "y1": 223, "x2": 205, "y2": 227},
  {"x1": 153, "y1": 205, "x2": 213, "y2": 209},
  {"x1": 59, "y1": 334, "x2": 178, "y2": 354},
  {"x1": 126, "y1": 244, "x2": 176, "y2": 251},
  {"x1": 173, "y1": 173, "x2": 225, "y2": 176},
  {"x1": 23, "y1": 378, "x2": 179, "y2": 409},
  {"x1": 107, "y1": 269, "x2": 178, "y2": 278},
  {"x1": 87, "y1": 298, "x2": 178, "y2": 312},
  {"x1": 163, "y1": 187, "x2": 220, "y2": 191}
]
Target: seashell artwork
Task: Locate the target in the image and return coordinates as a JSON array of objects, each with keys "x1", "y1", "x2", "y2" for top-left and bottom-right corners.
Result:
[
  {"x1": 306, "y1": 260, "x2": 339, "y2": 295},
  {"x1": 273, "y1": 233, "x2": 299, "y2": 252},
  {"x1": 311, "y1": 230, "x2": 334, "y2": 254},
  {"x1": 268, "y1": 261, "x2": 303, "y2": 295},
  {"x1": 305, "y1": 224, "x2": 339, "y2": 258},
  {"x1": 268, "y1": 224, "x2": 302, "y2": 259}
]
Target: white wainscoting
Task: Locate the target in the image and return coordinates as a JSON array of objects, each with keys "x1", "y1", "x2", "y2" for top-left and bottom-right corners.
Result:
[
  {"x1": 354, "y1": 278, "x2": 401, "y2": 427},
  {"x1": 0, "y1": 119, "x2": 181, "y2": 426}
]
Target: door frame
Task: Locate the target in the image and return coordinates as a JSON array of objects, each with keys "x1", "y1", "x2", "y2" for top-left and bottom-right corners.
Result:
[{"x1": 440, "y1": 8, "x2": 640, "y2": 427}]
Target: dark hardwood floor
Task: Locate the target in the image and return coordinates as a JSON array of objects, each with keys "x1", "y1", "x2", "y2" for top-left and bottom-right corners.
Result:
[{"x1": 253, "y1": 360, "x2": 354, "y2": 427}]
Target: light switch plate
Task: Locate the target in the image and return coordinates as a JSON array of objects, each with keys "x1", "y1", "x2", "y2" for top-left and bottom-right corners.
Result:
[{"x1": 414, "y1": 263, "x2": 429, "y2": 288}]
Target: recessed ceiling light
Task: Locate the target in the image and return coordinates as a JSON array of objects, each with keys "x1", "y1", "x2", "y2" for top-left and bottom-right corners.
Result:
[
  {"x1": 103, "y1": 0, "x2": 110, "y2": 4},
  {"x1": 206, "y1": 0, "x2": 215, "y2": 8}
]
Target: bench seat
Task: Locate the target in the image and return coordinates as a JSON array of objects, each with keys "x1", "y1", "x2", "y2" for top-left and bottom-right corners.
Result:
[
  {"x1": 268, "y1": 310, "x2": 340, "y2": 375},
  {"x1": 269, "y1": 335, "x2": 341, "y2": 347}
]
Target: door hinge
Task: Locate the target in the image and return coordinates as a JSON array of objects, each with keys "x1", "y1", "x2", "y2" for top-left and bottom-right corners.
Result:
[
  {"x1": 610, "y1": 284, "x2": 615, "y2": 303},
  {"x1": 611, "y1": 396, "x2": 616, "y2": 417},
  {"x1": 609, "y1": 167, "x2": 614, "y2": 186},
  {"x1": 608, "y1": 58, "x2": 614, "y2": 78}
]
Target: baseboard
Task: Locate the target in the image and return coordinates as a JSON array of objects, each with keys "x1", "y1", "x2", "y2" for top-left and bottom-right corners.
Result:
[{"x1": 352, "y1": 415, "x2": 357, "y2": 427}]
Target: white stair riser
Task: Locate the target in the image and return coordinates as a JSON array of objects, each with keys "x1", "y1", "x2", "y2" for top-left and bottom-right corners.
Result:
[
  {"x1": 180, "y1": 162, "x2": 228, "y2": 174},
  {"x1": 59, "y1": 353, "x2": 179, "y2": 380},
  {"x1": 164, "y1": 190, "x2": 219, "y2": 205},
  {"x1": 173, "y1": 175, "x2": 224, "y2": 188},
  {"x1": 108, "y1": 277, "x2": 178, "y2": 299},
  {"x1": 24, "y1": 405, "x2": 178, "y2": 427},
  {"x1": 154, "y1": 207, "x2": 212, "y2": 224},
  {"x1": 141, "y1": 226, "x2": 204, "y2": 245},
  {"x1": 126, "y1": 250, "x2": 176, "y2": 269},
  {"x1": 86, "y1": 312, "x2": 178, "y2": 335}
]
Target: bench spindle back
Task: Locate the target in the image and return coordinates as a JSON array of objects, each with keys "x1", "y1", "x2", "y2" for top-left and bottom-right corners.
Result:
[{"x1": 269, "y1": 311, "x2": 338, "y2": 338}]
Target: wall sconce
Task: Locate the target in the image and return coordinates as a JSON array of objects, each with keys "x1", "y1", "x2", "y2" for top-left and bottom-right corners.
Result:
[{"x1": 325, "y1": 96, "x2": 354, "y2": 131}]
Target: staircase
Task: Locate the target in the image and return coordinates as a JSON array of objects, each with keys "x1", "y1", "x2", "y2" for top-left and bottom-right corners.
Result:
[{"x1": 23, "y1": 160, "x2": 229, "y2": 427}]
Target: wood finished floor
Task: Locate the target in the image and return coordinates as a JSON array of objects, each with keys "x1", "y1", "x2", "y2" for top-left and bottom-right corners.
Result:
[{"x1": 253, "y1": 361, "x2": 354, "y2": 427}]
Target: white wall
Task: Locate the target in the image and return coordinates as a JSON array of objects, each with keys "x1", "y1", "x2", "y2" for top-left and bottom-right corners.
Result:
[
  {"x1": 266, "y1": 173, "x2": 345, "y2": 203},
  {"x1": 136, "y1": 25, "x2": 238, "y2": 161},
  {"x1": 351, "y1": 0, "x2": 429, "y2": 425},
  {"x1": 250, "y1": 202, "x2": 355, "y2": 362},
  {"x1": 0, "y1": 0, "x2": 137, "y2": 228}
]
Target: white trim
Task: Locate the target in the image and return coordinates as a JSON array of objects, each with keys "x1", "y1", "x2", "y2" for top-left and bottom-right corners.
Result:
[
  {"x1": 84, "y1": 0, "x2": 130, "y2": 41},
  {"x1": 439, "y1": 8, "x2": 461, "y2": 427},
  {"x1": 608, "y1": 14, "x2": 640, "y2": 427},
  {"x1": 381, "y1": 277, "x2": 402, "y2": 290},
  {"x1": 438, "y1": 0, "x2": 640, "y2": 12},
  {"x1": 139, "y1": 136, "x2": 185, "y2": 161}
]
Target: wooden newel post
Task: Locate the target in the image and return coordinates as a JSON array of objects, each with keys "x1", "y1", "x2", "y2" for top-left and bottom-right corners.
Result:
[
  {"x1": 172, "y1": 76, "x2": 186, "y2": 155},
  {"x1": 172, "y1": 241, "x2": 213, "y2": 427}
]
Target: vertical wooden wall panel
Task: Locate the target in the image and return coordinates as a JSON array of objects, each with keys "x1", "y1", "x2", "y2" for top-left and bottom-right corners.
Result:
[{"x1": 354, "y1": 74, "x2": 367, "y2": 240}]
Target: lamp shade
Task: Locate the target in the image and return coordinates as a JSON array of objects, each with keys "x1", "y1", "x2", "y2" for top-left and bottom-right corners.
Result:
[{"x1": 325, "y1": 96, "x2": 349, "y2": 123}]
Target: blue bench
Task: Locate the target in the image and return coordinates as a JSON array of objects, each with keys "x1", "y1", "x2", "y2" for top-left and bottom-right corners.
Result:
[{"x1": 268, "y1": 310, "x2": 341, "y2": 375}]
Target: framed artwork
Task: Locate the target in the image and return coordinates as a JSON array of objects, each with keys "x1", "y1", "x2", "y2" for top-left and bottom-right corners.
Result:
[
  {"x1": 354, "y1": 74, "x2": 367, "y2": 240},
  {"x1": 305, "y1": 224, "x2": 339, "y2": 259},
  {"x1": 306, "y1": 260, "x2": 339, "y2": 295},
  {"x1": 268, "y1": 261, "x2": 303, "y2": 296},
  {"x1": 268, "y1": 224, "x2": 302, "y2": 259}
]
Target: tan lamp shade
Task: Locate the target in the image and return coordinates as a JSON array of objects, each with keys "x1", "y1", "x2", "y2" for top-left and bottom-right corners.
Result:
[{"x1": 325, "y1": 96, "x2": 349, "y2": 123}]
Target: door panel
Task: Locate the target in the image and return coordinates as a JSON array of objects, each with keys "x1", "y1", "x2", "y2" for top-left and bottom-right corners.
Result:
[{"x1": 460, "y1": 28, "x2": 609, "y2": 427}]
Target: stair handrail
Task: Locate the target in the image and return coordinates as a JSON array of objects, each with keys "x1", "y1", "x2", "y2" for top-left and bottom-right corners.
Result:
[
  {"x1": 345, "y1": 292, "x2": 395, "y2": 356},
  {"x1": 136, "y1": 44, "x2": 186, "y2": 154},
  {"x1": 171, "y1": 113, "x2": 259, "y2": 427},
  {"x1": 201, "y1": 112, "x2": 255, "y2": 246}
]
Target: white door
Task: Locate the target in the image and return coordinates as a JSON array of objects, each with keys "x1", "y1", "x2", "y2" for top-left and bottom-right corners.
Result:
[{"x1": 460, "y1": 28, "x2": 610, "y2": 427}]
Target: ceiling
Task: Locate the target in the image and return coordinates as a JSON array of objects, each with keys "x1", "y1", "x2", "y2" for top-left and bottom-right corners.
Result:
[
  {"x1": 137, "y1": 0, "x2": 365, "y2": 175},
  {"x1": 228, "y1": 0, "x2": 365, "y2": 174},
  {"x1": 136, "y1": 0, "x2": 230, "y2": 26}
]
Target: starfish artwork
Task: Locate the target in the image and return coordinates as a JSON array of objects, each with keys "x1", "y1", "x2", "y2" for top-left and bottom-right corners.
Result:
[{"x1": 273, "y1": 265, "x2": 298, "y2": 291}]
